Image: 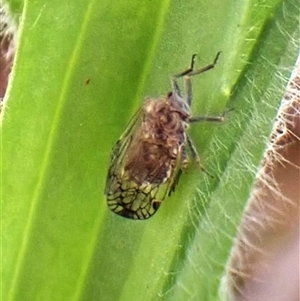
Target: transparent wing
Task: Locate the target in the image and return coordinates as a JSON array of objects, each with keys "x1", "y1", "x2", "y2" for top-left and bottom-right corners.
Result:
[{"x1": 105, "y1": 108, "x2": 185, "y2": 220}]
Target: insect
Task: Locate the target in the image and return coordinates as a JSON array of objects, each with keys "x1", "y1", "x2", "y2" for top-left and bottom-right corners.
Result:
[{"x1": 105, "y1": 52, "x2": 227, "y2": 220}]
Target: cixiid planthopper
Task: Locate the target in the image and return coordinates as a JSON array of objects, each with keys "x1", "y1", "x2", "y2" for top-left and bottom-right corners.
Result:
[{"x1": 105, "y1": 52, "x2": 228, "y2": 220}]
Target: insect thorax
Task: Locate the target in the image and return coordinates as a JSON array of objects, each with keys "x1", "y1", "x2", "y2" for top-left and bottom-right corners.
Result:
[{"x1": 124, "y1": 95, "x2": 190, "y2": 185}]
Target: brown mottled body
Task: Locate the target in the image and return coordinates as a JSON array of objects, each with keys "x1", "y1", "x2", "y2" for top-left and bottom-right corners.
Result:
[
  {"x1": 125, "y1": 96, "x2": 189, "y2": 183},
  {"x1": 105, "y1": 52, "x2": 225, "y2": 219},
  {"x1": 106, "y1": 94, "x2": 189, "y2": 219}
]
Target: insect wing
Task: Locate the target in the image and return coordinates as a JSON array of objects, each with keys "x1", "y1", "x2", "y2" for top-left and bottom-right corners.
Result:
[
  {"x1": 105, "y1": 107, "x2": 142, "y2": 198},
  {"x1": 105, "y1": 106, "x2": 185, "y2": 220},
  {"x1": 105, "y1": 107, "x2": 155, "y2": 219}
]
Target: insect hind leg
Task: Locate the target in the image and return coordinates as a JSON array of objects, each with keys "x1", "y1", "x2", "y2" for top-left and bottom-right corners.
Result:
[{"x1": 186, "y1": 135, "x2": 213, "y2": 178}]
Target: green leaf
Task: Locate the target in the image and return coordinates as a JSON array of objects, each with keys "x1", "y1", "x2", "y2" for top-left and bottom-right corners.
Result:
[{"x1": 2, "y1": 0, "x2": 299, "y2": 300}]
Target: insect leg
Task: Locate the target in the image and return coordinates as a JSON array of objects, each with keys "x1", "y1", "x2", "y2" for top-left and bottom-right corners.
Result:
[
  {"x1": 171, "y1": 54, "x2": 197, "y2": 98},
  {"x1": 173, "y1": 52, "x2": 221, "y2": 105},
  {"x1": 187, "y1": 51, "x2": 221, "y2": 77},
  {"x1": 184, "y1": 52, "x2": 220, "y2": 106},
  {"x1": 185, "y1": 75, "x2": 192, "y2": 106},
  {"x1": 173, "y1": 54, "x2": 197, "y2": 78},
  {"x1": 171, "y1": 78, "x2": 182, "y2": 97},
  {"x1": 189, "y1": 108, "x2": 233, "y2": 123},
  {"x1": 187, "y1": 135, "x2": 213, "y2": 177},
  {"x1": 186, "y1": 135, "x2": 204, "y2": 170}
]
